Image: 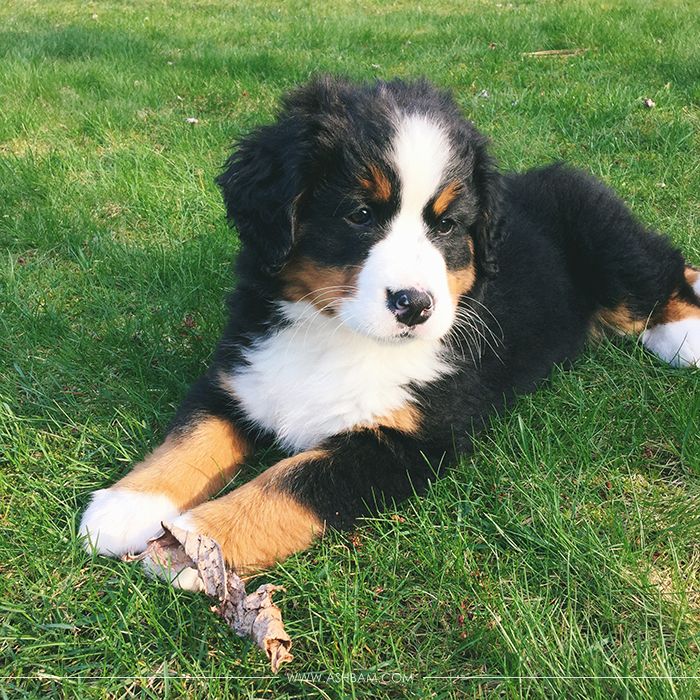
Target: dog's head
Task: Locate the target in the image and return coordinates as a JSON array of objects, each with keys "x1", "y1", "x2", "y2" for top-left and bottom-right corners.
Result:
[{"x1": 217, "y1": 76, "x2": 503, "y2": 343}]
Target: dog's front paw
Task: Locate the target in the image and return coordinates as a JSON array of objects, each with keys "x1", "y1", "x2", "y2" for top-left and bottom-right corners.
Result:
[
  {"x1": 79, "y1": 487, "x2": 180, "y2": 557},
  {"x1": 642, "y1": 318, "x2": 700, "y2": 367},
  {"x1": 138, "y1": 513, "x2": 202, "y2": 590}
]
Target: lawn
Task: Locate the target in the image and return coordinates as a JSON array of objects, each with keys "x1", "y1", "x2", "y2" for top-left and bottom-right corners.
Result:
[{"x1": 1, "y1": 0, "x2": 700, "y2": 697}]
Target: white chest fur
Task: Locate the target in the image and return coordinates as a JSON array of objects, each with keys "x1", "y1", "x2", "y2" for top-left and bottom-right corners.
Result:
[{"x1": 223, "y1": 302, "x2": 452, "y2": 452}]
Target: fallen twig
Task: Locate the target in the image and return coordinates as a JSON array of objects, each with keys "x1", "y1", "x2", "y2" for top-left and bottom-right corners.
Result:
[{"x1": 522, "y1": 48, "x2": 588, "y2": 57}]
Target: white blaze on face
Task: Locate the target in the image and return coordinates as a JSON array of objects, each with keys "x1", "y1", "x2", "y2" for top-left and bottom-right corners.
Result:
[{"x1": 339, "y1": 113, "x2": 456, "y2": 341}]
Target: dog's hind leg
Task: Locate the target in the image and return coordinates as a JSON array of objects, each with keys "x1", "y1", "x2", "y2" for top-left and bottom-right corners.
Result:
[
  {"x1": 593, "y1": 265, "x2": 700, "y2": 366},
  {"x1": 639, "y1": 267, "x2": 700, "y2": 366},
  {"x1": 513, "y1": 165, "x2": 700, "y2": 366}
]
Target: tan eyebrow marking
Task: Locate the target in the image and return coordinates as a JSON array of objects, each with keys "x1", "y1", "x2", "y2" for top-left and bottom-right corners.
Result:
[
  {"x1": 432, "y1": 180, "x2": 463, "y2": 217},
  {"x1": 359, "y1": 164, "x2": 392, "y2": 202}
]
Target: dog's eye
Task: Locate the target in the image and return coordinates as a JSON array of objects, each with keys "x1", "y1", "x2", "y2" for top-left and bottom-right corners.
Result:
[
  {"x1": 437, "y1": 218, "x2": 455, "y2": 235},
  {"x1": 348, "y1": 207, "x2": 373, "y2": 227}
]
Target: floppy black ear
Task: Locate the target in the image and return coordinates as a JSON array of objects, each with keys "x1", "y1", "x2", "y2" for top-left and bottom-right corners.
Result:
[
  {"x1": 468, "y1": 134, "x2": 505, "y2": 280},
  {"x1": 216, "y1": 117, "x2": 311, "y2": 276},
  {"x1": 217, "y1": 77, "x2": 366, "y2": 275}
]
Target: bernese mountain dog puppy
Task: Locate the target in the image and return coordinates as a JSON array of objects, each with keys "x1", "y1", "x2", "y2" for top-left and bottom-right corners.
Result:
[{"x1": 80, "y1": 76, "x2": 700, "y2": 586}]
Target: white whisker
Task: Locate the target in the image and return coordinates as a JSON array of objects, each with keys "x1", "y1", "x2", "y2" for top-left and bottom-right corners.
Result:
[{"x1": 444, "y1": 297, "x2": 504, "y2": 365}]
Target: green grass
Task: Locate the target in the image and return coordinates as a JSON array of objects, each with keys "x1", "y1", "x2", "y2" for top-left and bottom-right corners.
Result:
[{"x1": 1, "y1": 0, "x2": 700, "y2": 697}]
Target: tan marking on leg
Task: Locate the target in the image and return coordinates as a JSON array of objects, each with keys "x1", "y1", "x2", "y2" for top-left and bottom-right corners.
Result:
[
  {"x1": 359, "y1": 164, "x2": 392, "y2": 202},
  {"x1": 116, "y1": 418, "x2": 248, "y2": 511},
  {"x1": 182, "y1": 451, "x2": 327, "y2": 572},
  {"x1": 656, "y1": 267, "x2": 700, "y2": 323},
  {"x1": 280, "y1": 256, "x2": 359, "y2": 312},
  {"x1": 432, "y1": 180, "x2": 463, "y2": 217},
  {"x1": 685, "y1": 266, "x2": 700, "y2": 287},
  {"x1": 660, "y1": 294, "x2": 700, "y2": 323},
  {"x1": 590, "y1": 302, "x2": 647, "y2": 338},
  {"x1": 591, "y1": 284, "x2": 700, "y2": 339}
]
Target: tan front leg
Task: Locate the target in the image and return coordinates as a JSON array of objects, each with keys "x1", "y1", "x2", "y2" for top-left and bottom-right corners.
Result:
[
  {"x1": 169, "y1": 451, "x2": 326, "y2": 575},
  {"x1": 80, "y1": 417, "x2": 249, "y2": 556}
]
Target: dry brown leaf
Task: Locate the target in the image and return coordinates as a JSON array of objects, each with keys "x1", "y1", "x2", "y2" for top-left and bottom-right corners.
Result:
[{"x1": 123, "y1": 523, "x2": 293, "y2": 673}]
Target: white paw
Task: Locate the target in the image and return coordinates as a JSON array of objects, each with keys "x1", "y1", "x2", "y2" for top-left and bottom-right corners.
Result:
[
  {"x1": 79, "y1": 488, "x2": 180, "y2": 557},
  {"x1": 641, "y1": 318, "x2": 700, "y2": 367},
  {"x1": 142, "y1": 558, "x2": 202, "y2": 591},
  {"x1": 140, "y1": 513, "x2": 202, "y2": 591}
]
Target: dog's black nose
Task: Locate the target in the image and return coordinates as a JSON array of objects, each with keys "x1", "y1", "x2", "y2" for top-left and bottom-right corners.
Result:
[{"x1": 387, "y1": 288, "x2": 434, "y2": 327}]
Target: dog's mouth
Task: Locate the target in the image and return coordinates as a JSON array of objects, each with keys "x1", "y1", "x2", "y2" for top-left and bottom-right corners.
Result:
[{"x1": 375, "y1": 327, "x2": 421, "y2": 344}]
